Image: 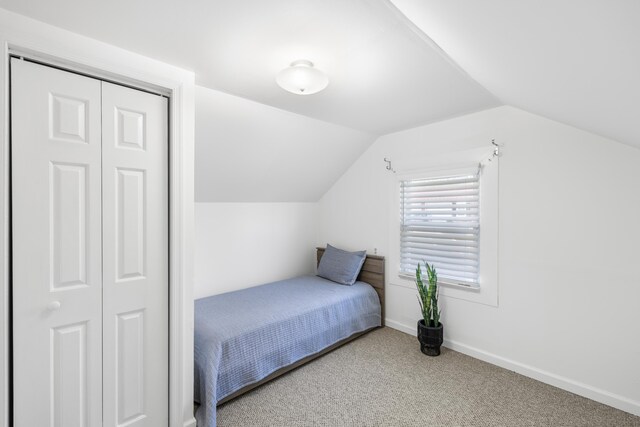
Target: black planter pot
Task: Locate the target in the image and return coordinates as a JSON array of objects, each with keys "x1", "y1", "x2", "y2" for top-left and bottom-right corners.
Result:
[{"x1": 417, "y1": 319, "x2": 443, "y2": 356}]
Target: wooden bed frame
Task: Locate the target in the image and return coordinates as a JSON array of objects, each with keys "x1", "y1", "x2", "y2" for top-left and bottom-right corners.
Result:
[{"x1": 216, "y1": 247, "x2": 385, "y2": 406}]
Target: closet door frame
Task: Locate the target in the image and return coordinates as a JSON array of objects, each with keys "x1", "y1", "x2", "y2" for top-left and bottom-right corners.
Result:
[{"x1": 0, "y1": 14, "x2": 196, "y2": 427}]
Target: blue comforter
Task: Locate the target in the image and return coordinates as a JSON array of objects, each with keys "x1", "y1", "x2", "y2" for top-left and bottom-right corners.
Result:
[{"x1": 194, "y1": 275, "x2": 382, "y2": 427}]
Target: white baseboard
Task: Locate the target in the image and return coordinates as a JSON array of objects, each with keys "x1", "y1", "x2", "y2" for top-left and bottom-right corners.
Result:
[
  {"x1": 384, "y1": 319, "x2": 418, "y2": 337},
  {"x1": 385, "y1": 318, "x2": 415, "y2": 336},
  {"x1": 183, "y1": 417, "x2": 197, "y2": 427},
  {"x1": 384, "y1": 318, "x2": 640, "y2": 417}
]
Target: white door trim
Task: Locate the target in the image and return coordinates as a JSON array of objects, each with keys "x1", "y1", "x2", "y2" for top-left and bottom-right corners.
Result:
[{"x1": 0, "y1": 9, "x2": 196, "y2": 427}]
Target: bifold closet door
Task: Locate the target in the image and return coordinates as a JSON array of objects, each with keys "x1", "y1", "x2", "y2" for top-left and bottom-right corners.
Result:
[
  {"x1": 11, "y1": 58, "x2": 103, "y2": 426},
  {"x1": 101, "y1": 81, "x2": 169, "y2": 427},
  {"x1": 12, "y1": 58, "x2": 169, "y2": 426}
]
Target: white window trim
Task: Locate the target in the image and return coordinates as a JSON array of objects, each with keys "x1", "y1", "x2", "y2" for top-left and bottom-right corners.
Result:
[{"x1": 388, "y1": 153, "x2": 499, "y2": 307}]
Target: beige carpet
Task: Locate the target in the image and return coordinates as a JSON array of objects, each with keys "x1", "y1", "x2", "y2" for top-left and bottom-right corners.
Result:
[{"x1": 216, "y1": 327, "x2": 640, "y2": 426}]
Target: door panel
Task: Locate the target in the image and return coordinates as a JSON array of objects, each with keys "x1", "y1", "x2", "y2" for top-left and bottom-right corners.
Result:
[
  {"x1": 12, "y1": 59, "x2": 169, "y2": 427},
  {"x1": 52, "y1": 322, "x2": 89, "y2": 427},
  {"x1": 102, "y1": 81, "x2": 169, "y2": 427},
  {"x1": 116, "y1": 168, "x2": 146, "y2": 281},
  {"x1": 51, "y1": 163, "x2": 89, "y2": 289},
  {"x1": 11, "y1": 58, "x2": 103, "y2": 427},
  {"x1": 116, "y1": 310, "x2": 145, "y2": 425}
]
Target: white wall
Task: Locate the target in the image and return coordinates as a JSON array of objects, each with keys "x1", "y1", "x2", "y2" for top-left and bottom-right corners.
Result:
[
  {"x1": 318, "y1": 105, "x2": 640, "y2": 416},
  {"x1": 194, "y1": 86, "x2": 345, "y2": 299},
  {"x1": 195, "y1": 203, "x2": 318, "y2": 298}
]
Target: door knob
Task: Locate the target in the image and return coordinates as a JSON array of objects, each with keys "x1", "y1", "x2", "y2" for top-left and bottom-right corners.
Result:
[{"x1": 47, "y1": 301, "x2": 61, "y2": 311}]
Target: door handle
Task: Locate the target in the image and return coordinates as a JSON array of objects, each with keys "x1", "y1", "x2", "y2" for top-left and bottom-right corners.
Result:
[{"x1": 47, "y1": 301, "x2": 61, "y2": 311}]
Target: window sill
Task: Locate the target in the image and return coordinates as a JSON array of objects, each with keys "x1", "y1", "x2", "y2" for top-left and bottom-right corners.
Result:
[
  {"x1": 392, "y1": 274, "x2": 497, "y2": 307},
  {"x1": 397, "y1": 273, "x2": 480, "y2": 291}
]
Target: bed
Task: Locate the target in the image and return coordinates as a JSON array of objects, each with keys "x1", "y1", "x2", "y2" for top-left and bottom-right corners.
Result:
[{"x1": 194, "y1": 247, "x2": 385, "y2": 427}]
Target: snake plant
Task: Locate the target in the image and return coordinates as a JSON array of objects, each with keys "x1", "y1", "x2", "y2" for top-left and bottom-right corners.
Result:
[{"x1": 415, "y1": 261, "x2": 440, "y2": 327}]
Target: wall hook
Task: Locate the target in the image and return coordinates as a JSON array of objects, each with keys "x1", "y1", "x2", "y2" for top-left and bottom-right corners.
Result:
[
  {"x1": 488, "y1": 139, "x2": 501, "y2": 162},
  {"x1": 384, "y1": 157, "x2": 396, "y2": 173}
]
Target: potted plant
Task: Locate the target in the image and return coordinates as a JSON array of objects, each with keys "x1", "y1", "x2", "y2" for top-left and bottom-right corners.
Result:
[{"x1": 415, "y1": 261, "x2": 443, "y2": 356}]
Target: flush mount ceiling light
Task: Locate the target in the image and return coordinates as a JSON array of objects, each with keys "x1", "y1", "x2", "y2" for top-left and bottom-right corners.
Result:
[{"x1": 276, "y1": 60, "x2": 329, "y2": 95}]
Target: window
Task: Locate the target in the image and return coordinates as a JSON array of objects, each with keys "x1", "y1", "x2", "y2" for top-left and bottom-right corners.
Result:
[{"x1": 399, "y1": 170, "x2": 480, "y2": 288}]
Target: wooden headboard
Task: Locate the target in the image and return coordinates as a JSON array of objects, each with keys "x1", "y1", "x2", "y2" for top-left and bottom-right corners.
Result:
[{"x1": 316, "y1": 247, "x2": 385, "y2": 326}]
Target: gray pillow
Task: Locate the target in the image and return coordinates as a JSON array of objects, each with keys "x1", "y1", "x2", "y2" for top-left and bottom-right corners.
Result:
[{"x1": 317, "y1": 244, "x2": 366, "y2": 286}]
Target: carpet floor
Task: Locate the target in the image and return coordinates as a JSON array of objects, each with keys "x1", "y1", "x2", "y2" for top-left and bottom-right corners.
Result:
[{"x1": 216, "y1": 327, "x2": 640, "y2": 426}]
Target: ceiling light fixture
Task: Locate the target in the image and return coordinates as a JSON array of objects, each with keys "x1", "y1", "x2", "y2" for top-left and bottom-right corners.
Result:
[{"x1": 276, "y1": 60, "x2": 329, "y2": 95}]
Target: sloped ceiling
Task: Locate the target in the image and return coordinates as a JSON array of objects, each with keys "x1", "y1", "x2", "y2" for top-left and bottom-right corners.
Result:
[
  {"x1": 0, "y1": 0, "x2": 498, "y2": 134},
  {"x1": 390, "y1": 0, "x2": 640, "y2": 148},
  {"x1": 1, "y1": 1, "x2": 636, "y2": 202},
  {"x1": 0, "y1": 0, "x2": 500, "y2": 202},
  {"x1": 195, "y1": 86, "x2": 374, "y2": 202}
]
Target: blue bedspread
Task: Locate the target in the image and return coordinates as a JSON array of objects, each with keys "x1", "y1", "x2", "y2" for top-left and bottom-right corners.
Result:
[{"x1": 194, "y1": 275, "x2": 382, "y2": 427}]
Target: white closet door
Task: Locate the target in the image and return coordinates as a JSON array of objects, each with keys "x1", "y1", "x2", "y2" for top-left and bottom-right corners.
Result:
[
  {"x1": 11, "y1": 58, "x2": 103, "y2": 426},
  {"x1": 101, "y1": 82, "x2": 169, "y2": 426}
]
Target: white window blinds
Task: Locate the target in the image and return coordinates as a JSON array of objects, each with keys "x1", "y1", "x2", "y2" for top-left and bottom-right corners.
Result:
[{"x1": 400, "y1": 171, "x2": 480, "y2": 287}]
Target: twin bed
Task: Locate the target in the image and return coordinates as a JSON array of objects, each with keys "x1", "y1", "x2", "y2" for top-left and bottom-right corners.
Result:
[{"x1": 194, "y1": 246, "x2": 385, "y2": 427}]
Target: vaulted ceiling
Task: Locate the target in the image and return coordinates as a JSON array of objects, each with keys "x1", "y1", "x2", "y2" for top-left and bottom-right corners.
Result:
[
  {"x1": 1, "y1": 0, "x2": 638, "y2": 202},
  {"x1": 0, "y1": 0, "x2": 500, "y2": 135},
  {"x1": 390, "y1": 0, "x2": 640, "y2": 148}
]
